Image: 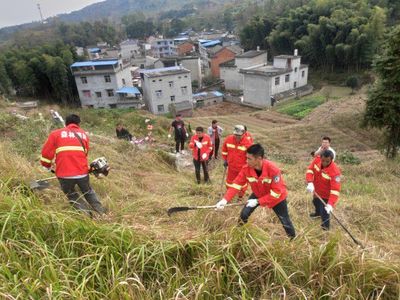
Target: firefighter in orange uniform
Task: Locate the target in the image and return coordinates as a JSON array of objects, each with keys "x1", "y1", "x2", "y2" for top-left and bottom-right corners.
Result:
[
  {"x1": 189, "y1": 127, "x2": 213, "y2": 183},
  {"x1": 221, "y1": 125, "x2": 253, "y2": 200},
  {"x1": 216, "y1": 144, "x2": 296, "y2": 238},
  {"x1": 40, "y1": 114, "x2": 106, "y2": 215},
  {"x1": 306, "y1": 149, "x2": 341, "y2": 230},
  {"x1": 243, "y1": 125, "x2": 253, "y2": 144}
]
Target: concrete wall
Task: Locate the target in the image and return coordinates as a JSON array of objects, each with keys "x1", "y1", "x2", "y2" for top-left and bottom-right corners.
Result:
[
  {"x1": 143, "y1": 72, "x2": 193, "y2": 114},
  {"x1": 220, "y1": 66, "x2": 242, "y2": 90},
  {"x1": 180, "y1": 58, "x2": 202, "y2": 84},
  {"x1": 242, "y1": 74, "x2": 272, "y2": 107},
  {"x1": 210, "y1": 48, "x2": 235, "y2": 78},
  {"x1": 236, "y1": 53, "x2": 268, "y2": 69},
  {"x1": 120, "y1": 43, "x2": 140, "y2": 60}
]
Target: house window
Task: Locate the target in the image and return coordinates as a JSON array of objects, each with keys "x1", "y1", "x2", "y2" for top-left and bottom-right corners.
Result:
[
  {"x1": 294, "y1": 81, "x2": 297, "y2": 88},
  {"x1": 275, "y1": 77, "x2": 280, "y2": 86},
  {"x1": 155, "y1": 90, "x2": 162, "y2": 97},
  {"x1": 122, "y1": 79, "x2": 126, "y2": 85},
  {"x1": 95, "y1": 92, "x2": 102, "y2": 98},
  {"x1": 285, "y1": 74, "x2": 290, "y2": 82},
  {"x1": 184, "y1": 75, "x2": 188, "y2": 78},
  {"x1": 302, "y1": 70, "x2": 305, "y2": 78},
  {"x1": 104, "y1": 75, "x2": 111, "y2": 83},
  {"x1": 170, "y1": 95, "x2": 175, "y2": 102},
  {"x1": 294, "y1": 67, "x2": 298, "y2": 73},
  {"x1": 159, "y1": 79, "x2": 162, "y2": 82},
  {"x1": 106, "y1": 89, "x2": 114, "y2": 97},
  {"x1": 181, "y1": 86, "x2": 188, "y2": 95},
  {"x1": 81, "y1": 77, "x2": 87, "y2": 84},
  {"x1": 82, "y1": 90, "x2": 91, "y2": 98},
  {"x1": 109, "y1": 104, "x2": 117, "y2": 108},
  {"x1": 178, "y1": 76, "x2": 182, "y2": 79},
  {"x1": 169, "y1": 81, "x2": 174, "y2": 87},
  {"x1": 152, "y1": 80, "x2": 156, "y2": 82},
  {"x1": 157, "y1": 104, "x2": 164, "y2": 112}
]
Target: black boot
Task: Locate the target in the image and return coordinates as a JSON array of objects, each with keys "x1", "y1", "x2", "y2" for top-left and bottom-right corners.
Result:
[{"x1": 309, "y1": 212, "x2": 320, "y2": 218}]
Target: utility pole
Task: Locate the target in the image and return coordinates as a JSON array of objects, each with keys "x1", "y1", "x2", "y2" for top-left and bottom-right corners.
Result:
[{"x1": 37, "y1": 3, "x2": 44, "y2": 23}]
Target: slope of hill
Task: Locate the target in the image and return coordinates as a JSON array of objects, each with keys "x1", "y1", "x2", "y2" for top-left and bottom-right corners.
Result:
[{"x1": 0, "y1": 93, "x2": 399, "y2": 298}]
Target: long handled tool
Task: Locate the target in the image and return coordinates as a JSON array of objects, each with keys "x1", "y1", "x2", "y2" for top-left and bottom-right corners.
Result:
[
  {"x1": 314, "y1": 192, "x2": 364, "y2": 248},
  {"x1": 30, "y1": 176, "x2": 58, "y2": 190},
  {"x1": 168, "y1": 203, "x2": 243, "y2": 216},
  {"x1": 219, "y1": 165, "x2": 227, "y2": 197}
]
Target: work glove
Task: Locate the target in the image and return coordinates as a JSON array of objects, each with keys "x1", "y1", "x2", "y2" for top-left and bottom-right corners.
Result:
[
  {"x1": 325, "y1": 204, "x2": 333, "y2": 214},
  {"x1": 306, "y1": 182, "x2": 314, "y2": 193},
  {"x1": 42, "y1": 166, "x2": 52, "y2": 172},
  {"x1": 201, "y1": 153, "x2": 208, "y2": 160},
  {"x1": 246, "y1": 198, "x2": 259, "y2": 208},
  {"x1": 216, "y1": 199, "x2": 228, "y2": 210},
  {"x1": 195, "y1": 141, "x2": 203, "y2": 149},
  {"x1": 223, "y1": 160, "x2": 228, "y2": 168},
  {"x1": 168, "y1": 134, "x2": 171, "y2": 138},
  {"x1": 186, "y1": 132, "x2": 189, "y2": 138}
]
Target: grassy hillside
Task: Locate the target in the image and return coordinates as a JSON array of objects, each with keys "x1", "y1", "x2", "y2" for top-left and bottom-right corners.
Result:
[{"x1": 0, "y1": 94, "x2": 399, "y2": 298}]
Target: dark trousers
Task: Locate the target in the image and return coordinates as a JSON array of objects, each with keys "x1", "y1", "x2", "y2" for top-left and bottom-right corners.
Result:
[
  {"x1": 58, "y1": 176, "x2": 106, "y2": 215},
  {"x1": 193, "y1": 159, "x2": 210, "y2": 183},
  {"x1": 313, "y1": 197, "x2": 330, "y2": 230},
  {"x1": 239, "y1": 194, "x2": 296, "y2": 238},
  {"x1": 175, "y1": 138, "x2": 185, "y2": 153},
  {"x1": 209, "y1": 139, "x2": 220, "y2": 159}
]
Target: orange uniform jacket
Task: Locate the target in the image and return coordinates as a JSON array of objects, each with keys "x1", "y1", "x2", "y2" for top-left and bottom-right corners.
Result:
[
  {"x1": 40, "y1": 124, "x2": 89, "y2": 178},
  {"x1": 224, "y1": 160, "x2": 288, "y2": 208},
  {"x1": 306, "y1": 156, "x2": 341, "y2": 206},
  {"x1": 243, "y1": 131, "x2": 254, "y2": 144},
  {"x1": 221, "y1": 135, "x2": 253, "y2": 171},
  {"x1": 189, "y1": 134, "x2": 213, "y2": 161}
]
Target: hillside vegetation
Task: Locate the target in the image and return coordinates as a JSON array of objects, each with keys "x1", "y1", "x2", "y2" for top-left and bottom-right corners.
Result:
[{"x1": 0, "y1": 91, "x2": 399, "y2": 298}]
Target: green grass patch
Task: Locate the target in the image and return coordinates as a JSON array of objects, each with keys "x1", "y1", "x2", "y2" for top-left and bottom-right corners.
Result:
[{"x1": 276, "y1": 95, "x2": 326, "y2": 119}]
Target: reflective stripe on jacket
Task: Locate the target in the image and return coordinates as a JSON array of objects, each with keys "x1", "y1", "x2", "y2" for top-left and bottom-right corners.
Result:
[
  {"x1": 306, "y1": 156, "x2": 341, "y2": 206},
  {"x1": 40, "y1": 124, "x2": 89, "y2": 178},
  {"x1": 224, "y1": 160, "x2": 287, "y2": 208}
]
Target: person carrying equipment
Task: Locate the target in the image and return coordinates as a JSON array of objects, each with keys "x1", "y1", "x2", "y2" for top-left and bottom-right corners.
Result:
[
  {"x1": 221, "y1": 125, "x2": 253, "y2": 200},
  {"x1": 216, "y1": 144, "x2": 296, "y2": 238},
  {"x1": 168, "y1": 114, "x2": 189, "y2": 154},
  {"x1": 189, "y1": 127, "x2": 212, "y2": 184},
  {"x1": 40, "y1": 114, "x2": 107, "y2": 216},
  {"x1": 306, "y1": 149, "x2": 341, "y2": 230}
]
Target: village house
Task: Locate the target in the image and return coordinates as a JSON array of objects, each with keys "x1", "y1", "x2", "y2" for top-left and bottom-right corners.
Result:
[
  {"x1": 151, "y1": 38, "x2": 177, "y2": 58},
  {"x1": 141, "y1": 66, "x2": 193, "y2": 115},
  {"x1": 239, "y1": 51, "x2": 309, "y2": 108},
  {"x1": 220, "y1": 48, "x2": 268, "y2": 90},
  {"x1": 120, "y1": 39, "x2": 141, "y2": 61},
  {"x1": 193, "y1": 91, "x2": 224, "y2": 108},
  {"x1": 71, "y1": 59, "x2": 142, "y2": 109}
]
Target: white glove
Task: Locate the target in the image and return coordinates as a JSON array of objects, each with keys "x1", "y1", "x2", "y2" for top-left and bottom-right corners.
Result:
[
  {"x1": 306, "y1": 182, "x2": 315, "y2": 193},
  {"x1": 216, "y1": 199, "x2": 228, "y2": 210},
  {"x1": 201, "y1": 153, "x2": 208, "y2": 160},
  {"x1": 195, "y1": 141, "x2": 203, "y2": 148},
  {"x1": 325, "y1": 204, "x2": 333, "y2": 214},
  {"x1": 168, "y1": 134, "x2": 171, "y2": 138},
  {"x1": 186, "y1": 132, "x2": 189, "y2": 138},
  {"x1": 246, "y1": 198, "x2": 258, "y2": 207},
  {"x1": 42, "y1": 166, "x2": 52, "y2": 172}
]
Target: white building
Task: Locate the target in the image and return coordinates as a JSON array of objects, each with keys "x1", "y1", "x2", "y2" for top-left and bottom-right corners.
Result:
[
  {"x1": 220, "y1": 49, "x2": 268, "y2": 90},
  {"x1": 71, "y1": 59, "x2": 142, "y2": 109},
  {"x1": 151, "y1": 39, "x2": 177, "y2": 58},
  {"x1": 240, "y1": 52, "x2": 309, "y2": 108},
  {"x1": 120, "y1": 39, "x2": 140, "y2": 60},
  {"x1": 141, "y1": 66, "x2": 193, "y2": 115}
]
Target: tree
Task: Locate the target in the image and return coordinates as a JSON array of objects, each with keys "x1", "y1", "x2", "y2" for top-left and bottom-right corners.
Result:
[
  {"x1": 0, "y1": 59, "x2": 12, "y2": 94},
  {"x1": 364, "y1": 25, "x2": 400, "y2": 159},
  {"x1": 346, "y1": 76, "x2": 359, "y2": 93}
]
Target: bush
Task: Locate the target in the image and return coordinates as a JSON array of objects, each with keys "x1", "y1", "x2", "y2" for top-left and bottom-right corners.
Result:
[{"x1": 337, "y1": 150, "x2": 361, "y2": 165}]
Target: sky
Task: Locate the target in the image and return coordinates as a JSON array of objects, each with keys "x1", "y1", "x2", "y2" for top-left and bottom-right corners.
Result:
[{"x1": 0, "y1": 0, "x2": 104, "y2": 29}]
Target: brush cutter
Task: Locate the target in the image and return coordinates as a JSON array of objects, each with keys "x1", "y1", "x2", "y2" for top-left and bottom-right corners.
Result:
[
  {"x1": 314, "y1": 192, "x2": 364, "y2": 248},
  {"x1": 30, "y1": 176, "x2": 58, "y2": 190},
  {"x1": 167, "y1": 202, "x2": 244, "y2": 216}
]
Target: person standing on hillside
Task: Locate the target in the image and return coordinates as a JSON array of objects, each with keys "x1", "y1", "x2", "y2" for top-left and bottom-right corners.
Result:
[
  {"x1": 207, "y1": 120, "x2": 223, "y2": 160},
  {"x1": 221, "y1": 125, "x2": 253, "y2": 201},
  {"x1": 314, "y1": 136, "x2": 336, "y2": 160},
  {"x1": 306, "y1": 150, "x2": 341, "y2": 230},
  {"x1": 40, "y1": 114, "x2": 106, "y2": 216},
  {"x1": 216, "y1": 144, "x2": 296, "y2": 238},
  {"x1": 189, "y1": 127, "x2": 213, "y2": 183},
  {"x1": 168, "y1": 114, "x2": 189, "y2": 154}
]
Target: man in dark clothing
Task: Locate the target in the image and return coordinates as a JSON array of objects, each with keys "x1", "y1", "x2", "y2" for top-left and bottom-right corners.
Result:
[
  {"x1": 116, "y1": 123, "x2": 133, "y2": 141},
  {"x1": 168, "y1": 114, "x2": 188, "y2": 153}
]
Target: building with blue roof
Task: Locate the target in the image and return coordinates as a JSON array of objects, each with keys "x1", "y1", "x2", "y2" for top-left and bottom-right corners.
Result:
[{"x1": 71, "y1": 59, "x2": 142, "y2": 109}]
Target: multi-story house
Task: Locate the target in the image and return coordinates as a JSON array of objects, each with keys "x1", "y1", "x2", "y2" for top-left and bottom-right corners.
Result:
[
  {"x1": 239, "y1": 51, "x2": 309, "y2": 108},
  {"x1": 71, "y1": 59, "x2": 142, "y2": 109},
  {"x1": 151, "y1": 39, "x2": 177, "y2": 58},
  {"x1": 141, "y1": 66, "x2": 193, "y2": 115}
]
